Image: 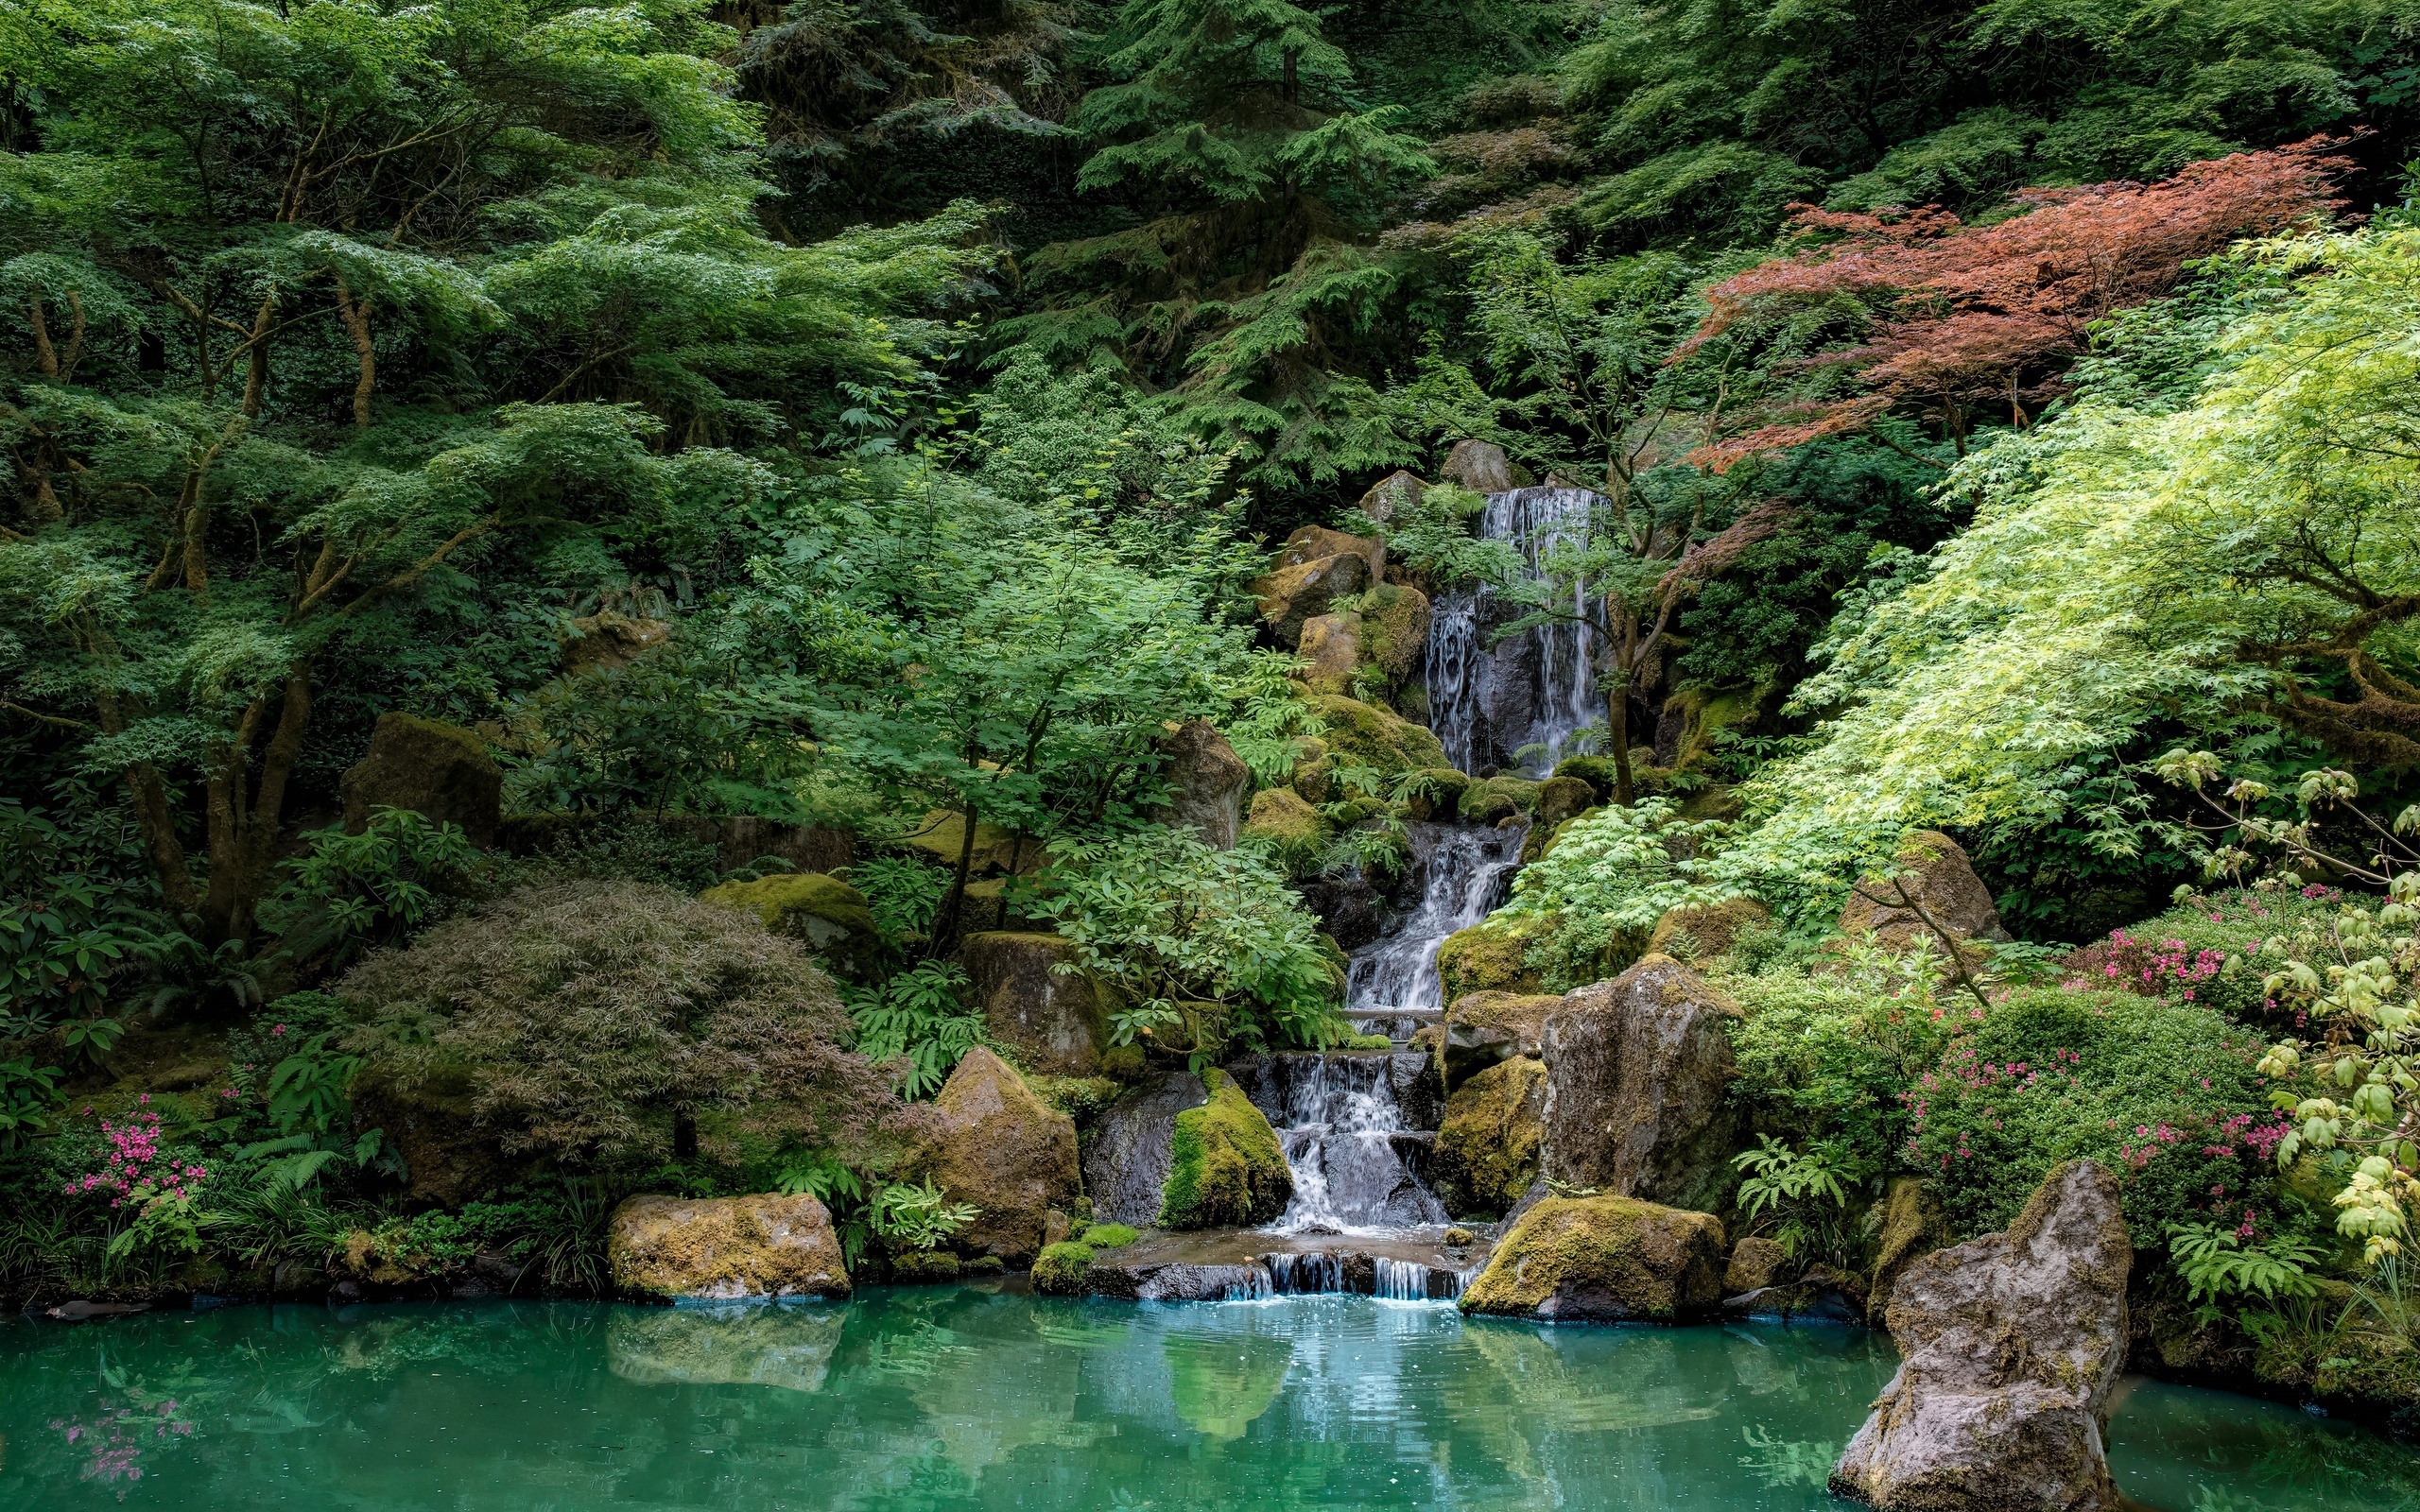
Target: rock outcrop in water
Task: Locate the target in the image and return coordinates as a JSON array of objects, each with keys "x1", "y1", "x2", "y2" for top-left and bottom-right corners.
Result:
[
  {"x1": 1829, "y1": 1160, "x2": 2132, "y2": 1512},
  {"x1": 1458, "y1": 1193, "x2": 1726, "y2": 1321},
  {"x1": 1539, "y1": 955, "x2": 1742, "y2": 1211},
  {"x1": 906, "y1": 1047, "x2": 1080, "y2": 1264},
  {"x1": 607, "y1": 1193, "x2": 851, "y2": 1302}
]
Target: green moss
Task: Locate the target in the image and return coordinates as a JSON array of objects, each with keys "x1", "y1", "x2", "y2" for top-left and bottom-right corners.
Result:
[
  {"x1": 1031, "y1": 1240, "x2": 1096, "y2": 1294},
  {"x1": 387, "y1": 711, "x2": 497, "y2": 769},
  {"x1": 1241, "y1": 786, "x2": 1328, "y2": 874},
  {"x1": 1432, "y1": 1056, "x2": 1546, "y2": 1218},
  {"x1": 699, "y1": 872, "x2": 880, "y2": 976},
  {"x1": 1028, "y1": 1074, "x2": 1123, "y2": 1124},
  {"x1": 889, "y1": 1249, "x2": 961, "y2": 1283},
  {"x1": 1305, "y1": 694, "x2": 1448, "y2": 775},
  {"x1": 1435, "y1": 919, "x2": 1551, "y2": 1003},
  {"x1": 1159, "y1": 1069, "x2": 1293, "y2": 1228},
  {"x1": 1458, "y1": 775, "x2": 1540, "y2": 823},
  {"x1": 1337, "y1": 1032, "x2": 1393, "y2": 1050},
  {"x1": 1099, "y1": 1043, "x2": 1150, "y2": 1082},
  {"x1": 1458, "y1": 1194, "x2": 1726, "y2": 1320},
  {"x1": 1079, "y1": 1223, "x2": 1139, "y2": 1248}
]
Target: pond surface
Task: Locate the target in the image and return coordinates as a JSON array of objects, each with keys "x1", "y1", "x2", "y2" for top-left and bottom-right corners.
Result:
[{"x1": 1, "y1": 1288, "x2": 2413, "y2": 1510}]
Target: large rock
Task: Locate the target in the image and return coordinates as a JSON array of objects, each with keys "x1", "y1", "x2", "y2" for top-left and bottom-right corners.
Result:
[
  {"x1": 1435, "y1": 919, "x2": 1549, "y2": 1005},
  {"x1": 1356, "y1": 470, "x2": 1426, "y2": 525},
  {"x1": 1521, "y1": 775, "x2": 1596, "y2": 862},
  {"x1": 1438, "y1": 989, "x2": 1561, "y2": 1091},
  {"x1": 561, "y1": 610, "x2": 673, "y2": 677},
  {"x1": 1295, "y1": 612, "x2": 1362, "y2": 693},
  {"x1": 1458, "y1": 1193, "x2": 1726, "y2": 1321},
  {"x1": 1724, "y1": 1235, "x2": 1792, "y2": 1295},
  {"x1": 1356, "y1": 584, "x2": 1431, "y2": 683},
  {"x1": 1082, "y1": 1071, "x2": 1210, "y2": 1227},
  {"x1": 1306, "y1": 693, "x2": 1448, "y2": 774},
  {"x1": 340, "y1": 712, "x2": 502, "y2": 847},
  {"x1": 1431, "y1": 1055, "x2": 1545, "y2": 1219},
  {"x1": 1253, "y1": 546, "x2": 1371, "y2": 650},
  {"x1": 1273, "y1": 524, "x2": 1385, "y2": 578},
  {"x1": 959, "y1": 932, "x2": 1115, "y2": 1074},
  {"x1": 349, "y1": 1060, "x2": 524, "y2": 1207},
  {"x1": 1647, "y1": 897, "x2": 1771, "y2": 961},
  {"x1": 1153, "y1": 719, "x2": 1253, "y2": 850},
  {"x1": 1869, "y1": 1175, "x2": 1950, "y2": 1320},
  {"x1": 1441, "y1": 439, "x2": 1513, "y2": 493},
  {"x1": 607, "y1": 1193, "x2": 852, "y2": 1302},
  {"x1": 700, "y1": 872, "x2": 881, "y2": 979},
  {"x1": 1241, "y1": 786, "x2": 1325, "y2": 863},
  {"x1": 904, "y1": 809, "x2": 1032, "y2": 876},
  {"x1": 907, "y1": 1047, "x2": 1080, "y2": 1264},
  {"x1": 1159, "y1": 1068, "x2": 1291, "y2": 1228},
  {"x1": 1839, "y1": 829, "x2": 2012, "y2": 952},
  {"x1": 1539, "y1": 955, "x2": 1742, "y2": 1211},
  {"x1": 1831, "y1": 1161, "x2": 2132, "y2": 1512}
]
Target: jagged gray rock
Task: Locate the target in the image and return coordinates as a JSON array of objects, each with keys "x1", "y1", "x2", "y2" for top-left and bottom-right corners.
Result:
[{"x1": 1830, "y1": 1160, "x2": 2132, "y2": 1512}]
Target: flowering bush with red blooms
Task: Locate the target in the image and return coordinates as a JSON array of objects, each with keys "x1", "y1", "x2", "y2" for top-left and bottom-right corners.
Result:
[
  {"x1": 2062, "y1": 887, "x2": 2346, "y2": 1021},
  {"x1": 1905, "y1": 986, "x2": 2285, "y2": 1242},
  {"x1": 1681, "y1": 138, "x2": 2352, "y2": 471}
]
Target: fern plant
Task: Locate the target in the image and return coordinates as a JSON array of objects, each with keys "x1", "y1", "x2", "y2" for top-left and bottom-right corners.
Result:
[
  {"x1": 2169, "y1": 1221, "x2": 2323, "y2": 1322},
  {"x1": 845, "y1": 959, "x2": 988, "y2": 1098},
  {"x1": 1733, "y1": 1135, "x2": 1858, "y2": 1265}
]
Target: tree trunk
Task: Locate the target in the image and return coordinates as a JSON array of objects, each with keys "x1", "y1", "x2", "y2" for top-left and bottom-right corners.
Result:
[
  {"x1": 931, "y1": 794, "x2": 981, "y2": 958},
  {"x1": 239, "y1": 289, "x2": 276, "y2": 419},
  {"x1": 198, "y1": 662, "x2": 314, "y2": 943},
  {"x1": 672, "y1": 1109, "x2": 698, "y2": 1160},
  {"x1": 334, "y1": 277, "x2": 374, "y2": 429},
  {"x1": 1607, "y1": 671, "x2": 1634, "y2": 807}
]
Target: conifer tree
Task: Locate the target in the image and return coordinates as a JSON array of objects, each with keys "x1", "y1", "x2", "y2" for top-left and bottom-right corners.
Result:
[{"x1": 998, "y1": 0, "x2": 1437, "y2": 490}]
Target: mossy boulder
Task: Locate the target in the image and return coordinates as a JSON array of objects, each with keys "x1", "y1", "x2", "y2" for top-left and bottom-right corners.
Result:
[
  {"x1": 1253, "y1": 541, "x2": 1372, "y2": 648},
  {"x1": 1724, "y1": 1235, "x2": 1792, "y2": 1295},
  {"x1": 700, "y1": 872, "x2": 882, "y2": 979},
  {"x1": 1398, "y1": 767, "x2": 1469, "y2": 822},
  {"x1": 1646, "y1": 897, "x2": 1771, "y2": 963},
  {"x1": 1295, "y1": 611, "x2": 1363, "y2": 693},
  {"x1": 1152, "y1": 718, "x2": 1253, "y2": 850},
  {"x1": 340, "y1": 711, "x2": 502, "y2": 847},
  {"x1": 1868, "y1": 1175, "x2": 1950, "y2": 1319},
  {"x1": 903, "y1": 809, "x2": 1032, "y2": 876},
  {"x1": 1432, "y1": 1055, "x2": 1546, "y2": 1218},
  {"x1": 349, "y1": 1059, "x2": 527, "y2": 1207},
  {"x1": 1459, "y1": 774, "x2": 1541, "y2": 824},
  {"x1": 958, "y1": 931, "x2": 1115, "y2": 1074},
  {"x1": 1651, "y1": 683, "x2": 1765, "y2": 770},
  {"x1": 1837, "y1": 829, "x2": 2011, "y2": 952},
  {"x1": 1083, "y1": 1070, "x2": 1210, "y2": 1226},
  {"x1": 1032, "y1": 1240, "x2": 1095, "y2": 1295},
  {"x1": 1352, "y1": 583, "x2": 1432, "y2": 683},
  {"x1": 1160, "y1": 1069, "x2": 1293, "y2": 1229},
  {"x1": 1355, "y1": 469, "x2": 1426, "y2": 525},
  {"x1": 1458, "y1": 1194, "x2": 1727, "y2": 1321},
  {"x1": 1305, "y1": 693, "x2": 1448, "y2": 775},
  {"x1": 1540, "y1": 955, "x2": 1743, "y2": 1212},
  {"x1": 1242, "y1": 786, "x2": 1327, "y2": 871},
  {"x1": 906, "y1": 1046, "x2": 1080, "y2": 1264},
  {"x1": 1438, "y1": 988, "x2": 1562, "y2": 1091},
  {"x1": 607, "y1": 1193, "x2": 852, "y2": 1302},
  {"x1": 1435, "y1": 918, "x2": 1550, "y2": 1004}
]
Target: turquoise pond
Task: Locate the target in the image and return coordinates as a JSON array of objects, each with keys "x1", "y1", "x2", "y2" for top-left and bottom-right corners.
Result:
[{"x1": 1, "y1": 1289, "x2": 2414, "y2": 1510}]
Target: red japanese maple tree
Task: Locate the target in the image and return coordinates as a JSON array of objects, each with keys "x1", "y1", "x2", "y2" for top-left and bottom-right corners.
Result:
[{"x1": 1683, "y1": 137, "x2": 2354, "y2": 472}]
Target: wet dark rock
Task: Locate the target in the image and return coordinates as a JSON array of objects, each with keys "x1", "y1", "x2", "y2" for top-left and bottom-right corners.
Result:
[
  {"x1": 1081, "y1": 1071, "x2": 1209, "y2": 1228},
  {"x1": 1539, "y1": 955, "x2": 1742, "y2": 1211}
]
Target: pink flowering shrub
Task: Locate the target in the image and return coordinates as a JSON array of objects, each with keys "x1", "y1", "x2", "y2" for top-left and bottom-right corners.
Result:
[
  {"x1": 1904, "y1": 986, "x2": 2279, "y2": 1240},
  {"x1": 61, "y1": 1104, "x2": 207, "y2": 1209},
  {"x1": 2064, "y1": 887, "x2": 2339, "y2": 1020}
]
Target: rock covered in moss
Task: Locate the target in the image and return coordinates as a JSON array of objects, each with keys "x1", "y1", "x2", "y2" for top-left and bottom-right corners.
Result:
[
  {"x1": 1458, "y1": 1194, "x2": 1726, "y2": 1321},
  {"x1": 1432, "y1": 1055, "x2": 1546, "y2": 1218},
  {"x1": 1296, "y1": 612, "x2": 1362, "y2": 693},
  {"x1": 1305, "y1": 693, "x2": 1448, "y2": 774},
  {"x1": 1160, "y1": 1069, "x2": 1292, "y2": 1228},
  {"x1": 1441, "y1": 438, "x2": 1513, "y2": 492},
  {"x1": 340, "y1": 711, "x2": 502, "y2": 847},
  {"x1": 608, "y1": 1193, "x2": 852, "y2": 1302},
  {"x1": 906, "y1": 1046, "x2": 1080, "y2": 1264},
  {"x1": 903, "y1": 809, "x2": 1031, "y2": 876},
  {"x1": 1435, "y1": 919, "x2": 1550, "y2": 1005},
  {"x1": 1152, "y1": 719, "x2": 1253, "y2": 850},
  {"x1": 1397, "y1": 767, "x2": 1469, "y2": 822},
  {"x1": 887, "y1": 1249, "x2": 961, "y2": 1283},
  {"x1": 958, "y1": 931, "x2": 1114, "y2": 1074},
  {"x1": 1356, "y1": 469, "x2": 1426, "y2": 525},
  {"x1": 1647, "y1": 897, "x2": 1771, "y2": 962},
  {"x1": 700, "y1": 872, "x2": 882, "y2": 978},
  {"x1": 1540, "y1": 954, "x2": 1742, "y2": 1212},
  {"x1": 1837, "y1": 829, "x2": 2012, "y2": 951},
  {"x1": 1083, "y1": 1070, "x2": 1209, "y2": 1226},
  {"x1": 1439, "y1": 988, "x2": 1561, "y2": 1090},
  {"x1": 1253, "y1": 538, "x2": 1373, "y2": 648},
  {"x1": 1830, "y1": 1160, "x2": 2132, "y2": 1512},
  {"x1": 560, "y1": 610, "x2": 673, "y2": 677},
  {"x1": 1032, "y1": 1240, "x2": 1095, "y2": 1295},
  {"x1": 1869, "y1": 1175, "x2": 1950, "y2": 1320},
  {"x1": 1459, "y1": 774, "x2": 1540, "y2": 824},
  {"x1": 1724, "y1": 1235, "x2": 1791, "y2": 1295},
  {"x1": 1242, "y1": 786, "x2": 1326, "y2": 869}
]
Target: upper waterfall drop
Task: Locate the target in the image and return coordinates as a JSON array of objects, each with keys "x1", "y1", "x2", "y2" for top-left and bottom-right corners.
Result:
[{"x1": 1425, "y1": 486, "x2": 1606, "y2": 778}]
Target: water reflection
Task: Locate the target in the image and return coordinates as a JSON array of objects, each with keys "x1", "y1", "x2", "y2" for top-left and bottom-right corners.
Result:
[{"x1": 0, "y1": 1294, "x2": 2412, "y2": 1511}]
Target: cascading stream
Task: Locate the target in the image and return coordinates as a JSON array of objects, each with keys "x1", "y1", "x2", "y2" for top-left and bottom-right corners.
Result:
[
  {"x1": 1344, "y1": 820, "x2": 1527, "y2": 1029},
  {"x1": 1233, "y1": 1055, "x2": 1446, "y2": 1234},
  {"x1": 1426, "y1": 486, "x2": 1607, "y2": 778}
]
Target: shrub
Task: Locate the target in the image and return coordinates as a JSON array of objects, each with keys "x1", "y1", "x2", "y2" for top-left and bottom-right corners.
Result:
[
  {"x1": 1032, "y1": 1239, "x2": 1095, "y2": 1294},
  {"x1": 1907, "y1": 986, "x2": 2280, "y2": 1243},
  {"x1": 2070, "y1": 886, "x2": 2346, "y2": 1020},
  {"x1": 337, "y1": 880, "x2": 898, "y2": 1166},
  {"x1": 1492, "y1": 798, "x2": 1736, "y2": 975},
  {"x1": 1722, "y1": 969, "x2": 1947, "y2": 1177},
  {"x1": 1021, "y1": 827, "x2": 1342, "y2": 1060}
]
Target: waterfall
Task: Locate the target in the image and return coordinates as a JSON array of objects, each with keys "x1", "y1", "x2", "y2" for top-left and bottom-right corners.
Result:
[
  {"x1": 1259, "y1": 1251, "x2": 1468, "y2": 1300},
  {"x1": 1232, "y1": 1055, "x2": 1446, "y2": 1233},
  {"x1": 1423, "y1": 486, "x2": 1607, "y2": 777},
  {"x1": 1344, "y1": 820, "x2": 1527, "y2": 1030}
]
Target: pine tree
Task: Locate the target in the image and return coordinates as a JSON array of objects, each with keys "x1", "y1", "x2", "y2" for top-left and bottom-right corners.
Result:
[{"x1": 997, "y1": 0, "x2": 1438, "y2": 491}]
